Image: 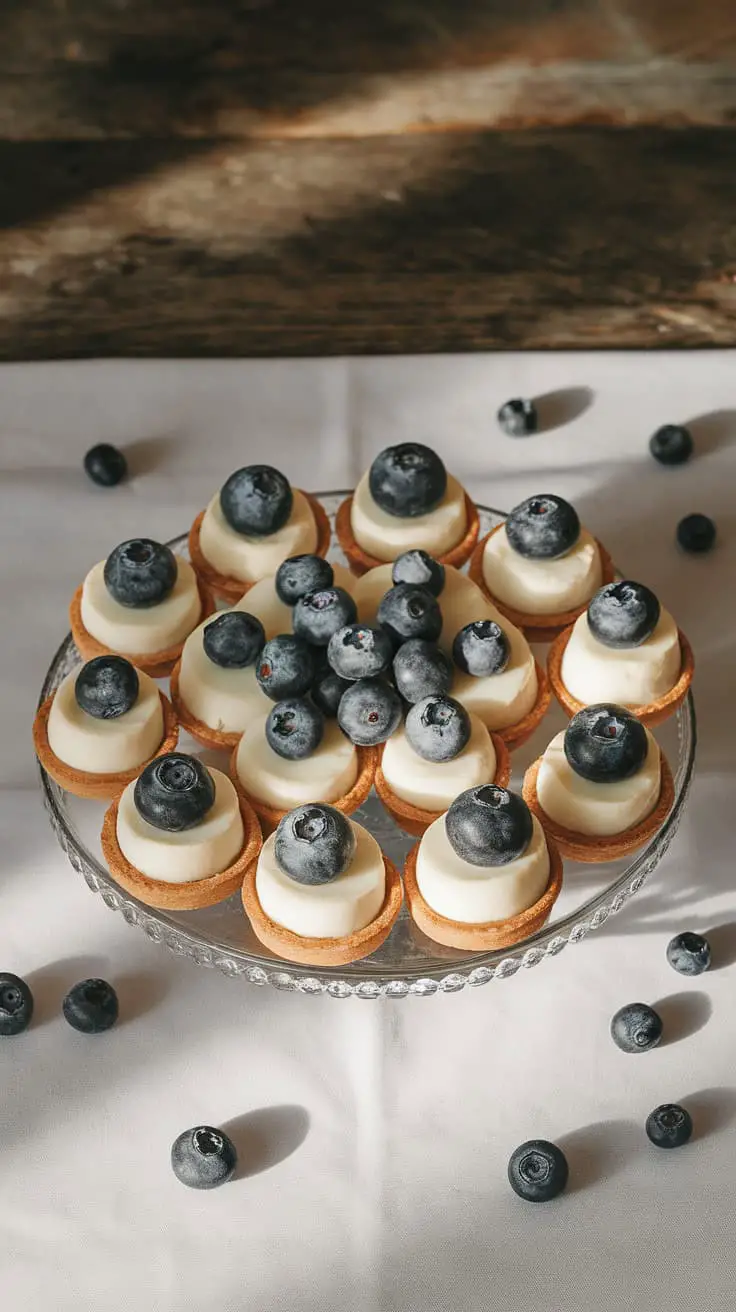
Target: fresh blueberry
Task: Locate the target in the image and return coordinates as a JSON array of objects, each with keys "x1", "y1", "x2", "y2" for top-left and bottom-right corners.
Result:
[
  {"x1": 134, "y1": 753, "x2": 216, "y2": 832},
  {"x1": 75, "y1": 655, "x2": 139, "y2": 719},
  {"x1": 327, "y1": 624, "x2": 393, "y2": 681},
  {"x1": 666, "y1": 931, "x2": 711, "y2": 977},
  {"x1": 391, "y1": 549, "x2": 445, "y2": 597},
  {"x1": 311, "y1": 662, "x2": 351, "y2": 719},
  {"x1": 203, "y1": 610, "x2": 264, "y2": 668},
  {"x1": 508, "y1": 1140, "x2": 568, "y2": 1202},
  {"x1": 497, "y1": 398, "x2": 538, "y2": 438},
  {"x1": 0, "y1": 973, "x2": 34, "y2": 1037},
  {"x1": 649, "y1": 424, "x2": 693, "y2": 467},
  {"x1": 62, "y1": 979, "x2": 119, "y2": 1034},
  {"x1": 171, "y1": 1126, "x2": 237, "y2": 1190},
  {"x1": 610, "y1": 1002, "x2": 663, "y2": 1053},
  {"x1": 505, "y1": 495, "x2": 580, "y2": 560},
  {"x1": 645, "y1": 1104, "x2": 693, "y2": 1149},
  {"x1": 256, "y1": 635, "x2": 316, "y2": 701},
  {"x1": 677, "y1": 513, "x2": 716, "y2": 554},
  {"x1": 219, "y1": 465, "x2": 293, "y2": 537},
  {"x1": 104, "y1": 538, "x2": 177, "y2": 608},
  {"x1": 368, "y1": 443, "x2": 447, "y2": 518},
  {"x1": 405, "y1": 694, "x2": 471, "y2": 763},
  {"x1": 292, "y1": 587, "x2": 357, "y2": 647},
  {"x1": 266, "y1": 697, "x2": 324, "y2": 761},
  {"x1": 337, "y1": 677, "x2": 403, "y2": 746},
  {"x1": 377, "y1": 584, "x2": 442, "y2": 646},
  {"x1": 564, "y1": 704, "x2": 648, "y2": 784},
  {"x1": 275, "y1": 803, "x2": 356, "y2": 885},
  {"x1": 275, "y1": 554, "x2": 334, "y2": 605},
  {"x1": 445, "y1": 785, "x2": 533, "y2": 867},
  {"x1": 452, "y1": 620, "x2": 510, "y2": 677},
  {"x1": 392, "y1": 639, "x2": 453, "y2": 704},
  {"x1": 83, "y1": 443, "x2": 127, "y2": 487},
  {"x1": 587, "y1": 580, "x2": 660, "y2": 648}
]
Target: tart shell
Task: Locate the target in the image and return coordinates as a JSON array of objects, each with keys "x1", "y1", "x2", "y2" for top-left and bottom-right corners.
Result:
[
  {"x1": 169, "y1": 659, "x2": 243, "y2": 752},
  {"x1": 69, "y1": 578, "x2": 215, "y2": 680},
  {"x1": 335, "y1": 492, "x2": 480, "y2": 578},
  {"x1": 547, "y1": 624, "x2": 695, "y2": 728},
  {"x1": 229, "y1": 744, "x2": 378, "y2": 836},
  {"x1": 374, "y1": 732, "x2": 511, "y2": 839}
]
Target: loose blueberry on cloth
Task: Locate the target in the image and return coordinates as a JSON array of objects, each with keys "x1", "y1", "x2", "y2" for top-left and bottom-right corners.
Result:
[
  {"x1": 507, "y1": 1140, "x2": 568, "y2": 1201},
  {"x1": 171, "y1": 1126, "x2": 238, "y2": 1189},
  {"x1": 610, "y1": 1002, "x2": 663, "y2": 1054},
  {"x1": 0, "y1": 972, "x2": 34, "y2": 1037},
  {"x1": 63, "y1": 979, "x2": 119, "y2": 1034}
]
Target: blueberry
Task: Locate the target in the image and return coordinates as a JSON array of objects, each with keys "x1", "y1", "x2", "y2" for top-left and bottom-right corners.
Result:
[
  {"x1": 327, "y1": 624, "x2": 393, "y2": 681},
  {"x1": 219, "y1": 465, "x2": 293, "y2": 537},
  {"x1": 337, "y1": 677, "x2": 403, "y2": 746},
  {"x1": 171, "y1": 1126, "x2": 237, "y2": 1190},
  {"x1": 0, "y1": 972, "x2": 34, "y2": 1037},
  {"x1": 445, "y1": 785, "x2": 533, "y2": 867},
  {"x1": 292, "y1": 587, "x2": 357, "y2": 647},
  {"x1": 83, "y1": 443, "x2": 127, "y2": 487},
  {"x1": 497, "y1": 398, "x2": 538, "y2": 438},
  {"x1": 392, "y1": 639, "x2": 453, "y2": 704},
  {"x1": 275, "y1": 803, "x2": 356, "y2": 885},
  {"x1": 391, "y1": 549, "x2": 445, "y2": 597},
  {"x1": 202, "y1": 610, "x2": 264, "y2": 668},
  {"x1": 587, "y1": 580, "x2": 660, "y2": 648},
  {"x1": 677, "y1": 513, "x2": 716, "y2": 554},
  {"x1": 452, "y1": 620, "x2": 510, "y2": 677},
  {"x1": 62, "y1": 979, "x2": 119, "y2": 1034},
  {"x1": 134, "y1": 753, "x2": 216, "y2": 832},
  {"x1": 649, "y1": 424, "x2": 693, "y2": 467},
  {"x1": 266, "y1": 697, "x2": 324, "y2": 761},
  {"x1": 255, "y1": 635, "x2": 315, "y2": 701},
  {"x1": 368, "y1": 443, "x2": 447, "y2": 518},
  {"x1": 645, "y1": 1104, "x2": 693, "y2": 1150},
  {"x1": 610, "y1": 1002, "x2": 663, "y2": 1054},
  {"x1": 311, "y1": 663, "x2": 351, "y2": 719},
  {"x1": 104, "y1": 538, "x2": 177, "y2": 608},
  {"x1": 564, "y1": 704, "x2": 648, "y2": 784},
  {"x1": 75, "y1": 655, "x2": 139, "y2": 719},
  {"x1": 275, "y1": 554, "x2": 334, "y2": 606},
  {"x1": 405, "y1": 694, "x2": 471, "y2": 763},
  {"x1": 505, "y1": 495, "x2": 580, "y2": 560},
  {"x1": 377, "y1": 584, "x2": 442, "y2": 646},
  {"x1": 666, "y1": 931, "x2": 711, "y2": 977},
  {"x1": 508, "y1": 1140, "x2": 568, "y2": 1202}
]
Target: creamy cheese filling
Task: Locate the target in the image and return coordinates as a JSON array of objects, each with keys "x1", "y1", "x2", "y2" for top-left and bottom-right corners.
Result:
[
  {"x1": 255, "y1": 819, "x2": 385, "y2": 938},
  {"x1": 47, "y1": 668, "x2": 164, "y2": 774},
  {"x1": 235, "y1": 717, "x2": 359, "y2": 810},
  {"x1": 482, "y1": 525, "x2": 603, "y2": 615},
  {"x1": 199, "y1": 488, "x2": 318, "y2": 583},
  {"x1": 560, "y1": 607, "x2": 682, "y2": 707},
  {"x1": 232, "y1": 563, "x2": 356, "y2": 638},
  {"x1": 535, "y1": 728, "x2": 661, "y2": 837},
  {"x1": 381, "y1": 713, "x2": 497, "y2": 811},
  {"x1": 416, "y1": 813, "x2": 550, "y2": 924},
  {"x1": 116, "y1": 768, "x2": 244, "y2": 883},
  {"x1": 350, "y1": 470, "x2": 468, "y2": 561},
  {"x1": 81, "y1": 558, "x2": 202, "y2": 656},
  {"x1": 177, "y1": 617, "x2": 273, "y2": 734}
]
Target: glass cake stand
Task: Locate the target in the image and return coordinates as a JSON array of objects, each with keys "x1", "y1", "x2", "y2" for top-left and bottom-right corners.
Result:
[{"x1": 37, "y1": 494, "x2": 696, "y2": 999}]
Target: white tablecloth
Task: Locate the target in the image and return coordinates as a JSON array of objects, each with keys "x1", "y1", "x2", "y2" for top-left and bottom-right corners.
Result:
[{"x1": 2, "y1": 354, "x2": 734, "y2": 1312}]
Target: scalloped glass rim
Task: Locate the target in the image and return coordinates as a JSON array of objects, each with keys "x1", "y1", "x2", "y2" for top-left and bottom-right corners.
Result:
[{"x1": 37, "y1": 494, "x2": 696, "y2": 999}]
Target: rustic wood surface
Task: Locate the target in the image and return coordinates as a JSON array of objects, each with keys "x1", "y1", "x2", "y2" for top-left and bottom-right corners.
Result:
[{"x1": 1, "y1": 1, "x2": 735, "y2": 357}]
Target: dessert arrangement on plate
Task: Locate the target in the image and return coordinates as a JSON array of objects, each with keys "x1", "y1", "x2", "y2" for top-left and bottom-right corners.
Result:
[{"x1": 33, "y1": 444, "x2": 695, "y2": 980}]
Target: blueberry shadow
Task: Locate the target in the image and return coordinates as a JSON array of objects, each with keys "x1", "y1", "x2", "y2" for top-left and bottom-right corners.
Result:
[
  {"x1": 534, "y1": 387, "x2": 594, "y2": 433},
  {"x1": 705, "y1": 921, "x2": 736, "y2": 970},
  {"x1": 684, "y1": 1086, "x2": 736, "y2": 1140},
  {"x1": 124, "y1": 433, "x2": 180, "y2": 479},
  {"x1": 114, "y1": 969, "x2": 171, "y2": 1025},
  {"x1": 222, "y1": 1104, "x2": 310, "y2": 1180},
  {"x1": 684, "y1": 410, "x2": 736, "y2": 459},
  {"x1": 27, "y1": 953, "x2": 110, "y2": 1028},
  {"x1": 654, "y1": 991, "x2": 712, "y2": 1047},
  {"x1": 557, "y1": 1118, "x2": 639, "y2": 1194}
]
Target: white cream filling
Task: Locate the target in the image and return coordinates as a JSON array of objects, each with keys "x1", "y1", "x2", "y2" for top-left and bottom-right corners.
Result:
[
  {"x1": 350, "y1": 470, "x2": 468, "y2": 561},
  {"x1": 199, "y1": 488, "x2": 318, "y2": 583},
  {"x1": 255, "y1": 820, "x2": 385, "y2": 938},
  {"x1": 535, "y1": 728, "x2": 661, "y2": 837},
  {"x1": 232, "y1": 563, "x2": 355, "y2": 638},
  {"x1": 177, "y1": 616, "x2": 273, "y2": 734},
  {"x1": 80, "y1": 558, "x2": 202, "y2": 656},
  {"x1": 235, "y1": 717, "x2": 359, "y2": 810},
  {"x1": 47, "y1": 668, "x2": 164, "y2": 774},
  {"x1": 560, "y1": 607, "x2": 682, "y2": 707},
  {"x1": 381, "y1": 713, "x2": 497, "y2": 811},
  {"x1": 116, "y1": 768, "x2": 244, "y2": 883},
  {"x1": 482, "y1": 525, "x2": 603, "y2": 615},
  {"x1": 452, "y1": 621, "x2": 538, "y2": 731},
  {"x1": 416, "y1": 813, "x2": 550, "y2": 924}
]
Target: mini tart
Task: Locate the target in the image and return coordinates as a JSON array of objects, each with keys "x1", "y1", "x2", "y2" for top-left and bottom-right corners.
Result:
[
  {"x1": 69, "y1": 577, "x2": 215, "y2": 680},
  {"x1": 469, "y1": 524, "x2": 616, "y2": 643},
  {"x1": 241, "y1": 851, "x2": 402, "y2": 967},
  {"x1": 335, "y1": 492, "x2": 480, "y2": 578},
  {"x1": 375, "y1": 733, "x2": 511, "y2": 839},
  {"x1": 522, "y1": 753, "x2": 675, "y2": 863},
  {"x1": 33, "y1": 691, "x2": 178, "y2": 802},
  {"x1": 229, "y1": 743, "x2": 378, "y2": 836},
  {"x1": 101, "y1": 793, "x2": 262, "y2": 911},
  {"x1": 547, "y1": 624, "x2": 695, "y2": 728},
  {"x1": 169, "y1": 659, "x2": 242, "y2": 752},
  {"x1": 403, "y1": 835, "x2": 563, "y2": 951},
  {"x1": 188, "y1": 492, "x2": 331, "y2": 605}
]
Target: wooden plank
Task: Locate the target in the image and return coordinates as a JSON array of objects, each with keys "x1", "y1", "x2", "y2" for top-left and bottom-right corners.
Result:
[{"x1": 1, "y1": 129, "x2": 734, "y2": 358}]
